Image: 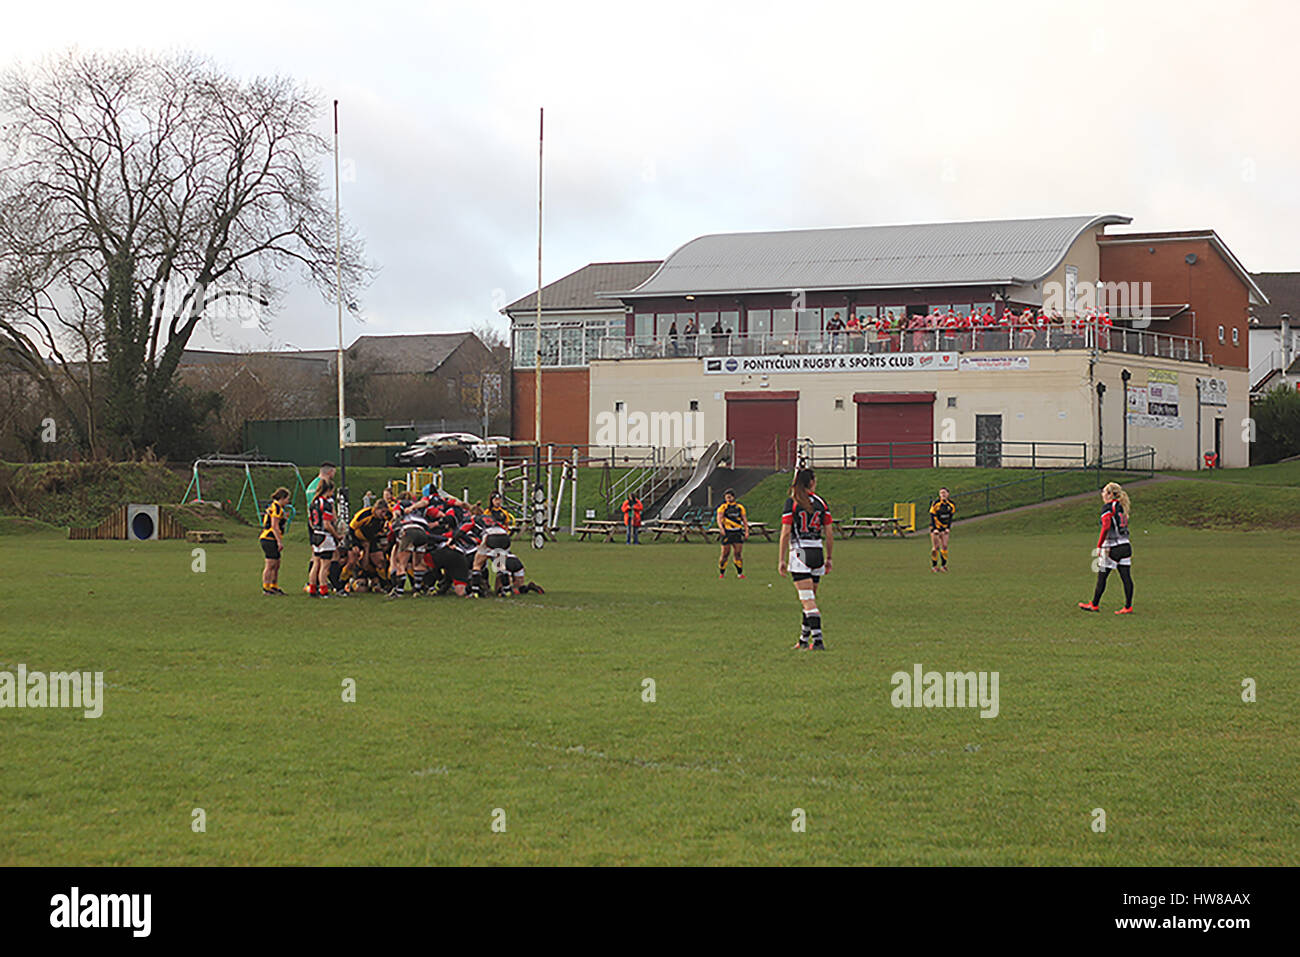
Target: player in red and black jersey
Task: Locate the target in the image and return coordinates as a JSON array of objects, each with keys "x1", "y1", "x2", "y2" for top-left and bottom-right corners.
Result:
[
  {"x1": 1079, "y1": 482, "x2": 1135, "y2": 614},
  {"x1": 307, "y1": 480, "x2": 339, "y2": 598},
  {"x1": 778, "y1": 468, "x2": 833, "y2": 651}
]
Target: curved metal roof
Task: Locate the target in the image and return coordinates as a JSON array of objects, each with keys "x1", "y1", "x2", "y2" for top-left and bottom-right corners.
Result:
[{"x1": 617, "y1": 214, "x2": 1131, "y2": 299}]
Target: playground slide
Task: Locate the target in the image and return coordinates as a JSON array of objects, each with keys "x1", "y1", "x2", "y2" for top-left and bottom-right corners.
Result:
[{"x1": 654, "y1": 441, "x2": 726, "y2": 520}]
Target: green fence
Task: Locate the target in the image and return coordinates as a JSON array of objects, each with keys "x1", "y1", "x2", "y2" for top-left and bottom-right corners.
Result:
[{"x1": 241, "y1": 418, "x2": 412, "y2": 468}]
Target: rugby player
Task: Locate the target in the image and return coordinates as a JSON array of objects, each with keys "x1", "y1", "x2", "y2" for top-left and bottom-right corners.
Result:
[
  {"x1": 307, "y1": 480, "x2": 338, "y2": 598},
  {"x1": 1080, "y1": 482, "x2": 1135, "y2": 614},
  {"x1": 349, "y1": 501, "x2": 392, "y2": 589},
  {"x1": 929, "y1": 487, "x2": 956, "y2": 572},
  {"x1": 494, "y1": 552, "x2": 545, "y2": 596},
  {"x1": 715, "y1": 488, "x2": 749, "y2": 579},
  {"x1": 300, "y1": 462, "x2": 337, "y2": 591},
  {"x1": 778, "y1": 468, "x2": 833, "y2": 651},
  {"x1": 259, "y1": 487, "x2": 291, "y2": 595}
]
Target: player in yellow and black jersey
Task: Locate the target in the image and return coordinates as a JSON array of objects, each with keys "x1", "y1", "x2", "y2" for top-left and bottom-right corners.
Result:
[
  {"x1": 929, "y1": 487, "x2": 956, "y2": 572},
  {"x1": 486, "y1": 491, "x2": 515, "y2": 532},
  {"x1": 349, "y1": 501, "x2": 392, "y2": 588},
  {"x1": 259, "y1": 487, "x2": 291, "y2": 595},
  {"x1": 715, "y1": 488, "x2": 749, "y2": 579}
]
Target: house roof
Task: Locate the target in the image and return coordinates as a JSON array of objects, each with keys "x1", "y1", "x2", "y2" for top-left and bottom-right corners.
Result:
[
  {"x1": 608, "y1": 215, "x2": 1130, "y2": 300},
  {"x1": 503, "y1": 261, "x2": 663, "y2": 314},
  {"x1": 1098, "y1": 230, "x2": 1269, "y2": 306},
  {"x1": 1250, "y1": 272, "x2": 1300, "y2": 327},
  {"x1": 179, "y1": 349, "x2": 331, "y2": 371},
  {"x1": 346, "y1": 333, "x2": 476, "y2": 375},
  {"x1": 181, "y1": 332, "x2": 483, "y2": 377}
]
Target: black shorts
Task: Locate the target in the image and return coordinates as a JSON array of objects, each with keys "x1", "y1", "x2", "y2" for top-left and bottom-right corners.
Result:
[
  {"x1": 722, "y1": 529, "x2": 744, "y2": 545},
  {"x1": 432, "y1": 547, "x2": 470, "y2": 585},
  {"x1": 397, "y1": 528, "x2": 432, "y2": 552},
  {"x1": 1101, "y1": 542, "x2": 1132, "y2": 568},
  {"x1": 260, "y1": 538, "x2": 281, "y2": 560},
  {"x1": 791, "y1": 573, "x2": 821, "y2": 585}
]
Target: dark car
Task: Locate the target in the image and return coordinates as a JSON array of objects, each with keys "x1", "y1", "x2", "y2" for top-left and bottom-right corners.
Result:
[{"x1": 394, "y1": 434, "x2": 473, "y2": 468}]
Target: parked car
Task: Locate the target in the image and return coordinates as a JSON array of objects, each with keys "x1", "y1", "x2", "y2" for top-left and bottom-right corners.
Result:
[
  {"x1": 394, "y1": 433, "x2": 474, "y2": 467},
  {"x1": 471, "y1": 435, "x2": 513, "y2": 462}
]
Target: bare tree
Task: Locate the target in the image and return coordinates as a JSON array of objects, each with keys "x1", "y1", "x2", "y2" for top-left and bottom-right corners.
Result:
[
  {"x1": 0, "y1": 50, "x2": 367, "y2": 458},
  {"x1": 179, "y1": 351, "x2": 335, "y2": 451}
]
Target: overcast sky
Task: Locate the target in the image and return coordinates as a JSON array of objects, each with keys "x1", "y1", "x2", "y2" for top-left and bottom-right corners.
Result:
[{"x1": 4, "y1": 0, "x2": 1298, "y2": 351}]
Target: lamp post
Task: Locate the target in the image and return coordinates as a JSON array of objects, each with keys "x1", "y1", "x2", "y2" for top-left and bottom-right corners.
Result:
[
  {"x1": 1096, "y1": 381, "x2": 1107, "y2": 471},
  {"x1": 1120, "y1": 369, "x2": 1130, "y2": 469}
]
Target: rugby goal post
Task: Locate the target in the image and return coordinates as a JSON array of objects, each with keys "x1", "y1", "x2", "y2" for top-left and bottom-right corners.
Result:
[{"x1": 182, "y1": 457, "x2": 311, "y2": 526}]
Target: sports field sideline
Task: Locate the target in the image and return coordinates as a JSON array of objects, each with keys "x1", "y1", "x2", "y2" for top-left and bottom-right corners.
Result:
[{"x1": 1, "y1": 481, "x2": 1295, "y2": 866}]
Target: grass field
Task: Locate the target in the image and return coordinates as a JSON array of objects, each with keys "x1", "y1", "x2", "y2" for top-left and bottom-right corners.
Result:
[{"x1": 2, "y1": 480, "x2": 1296, "y2": 865}]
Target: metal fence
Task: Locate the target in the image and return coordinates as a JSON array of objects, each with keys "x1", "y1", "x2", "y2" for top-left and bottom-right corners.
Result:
[
  {"x1": 794, "y1": 440, "x2": 1098, "y2": 470},
  {"x1": 816, "y1": 448, "x2": 1156, "y2": 525},
  {"x1": 595, "y1": 326, "x2": 1204, "y2": 362}
]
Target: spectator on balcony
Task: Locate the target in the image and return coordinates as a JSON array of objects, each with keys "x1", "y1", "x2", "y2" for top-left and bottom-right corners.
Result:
[
  {"x1": 1048, "y1": 310, "x2": 1065, "y2": 347},
  {"x1": 871, "y1": 313, "x2": 887, "y2": 352},
  {"x1": 1017, "y1": 309, "x2": 1036, "y2": 349},
  {"x1": 845, "y1": 312, "x2": 861, "y2": 352},
  {"x1": 711, "y1": 316, "x2": 726, "y2": 353},
  {"x1": 907, "y1": 312, "x2": 924, "y2": 352},
  {"x1": 1100, "y1": 312, "x2": 1113, "y2": 350},
  {"x1": 826, "y1": 312, "x2": 845, "y2": 351},
  {"x1": 977, "y1": 308, "x2": 995, "y2": 349},
  {"x1": 668, "y1": 319, "x2": 679, "y2": 355}
]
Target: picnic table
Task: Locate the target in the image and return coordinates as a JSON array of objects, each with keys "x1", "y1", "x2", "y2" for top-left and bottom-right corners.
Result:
[
  {"x1": 840, "y1": 516, "x2": 909, "y2": 538},
  {"x1": 572, "y1": 519, "x2": 622, "y2": 542},
  {"x1": 704, "y1": 521, "x2": 774, "y2": 542},
  {"x1": 645, "y1": 519, "x2": 711, "y2": 542}
]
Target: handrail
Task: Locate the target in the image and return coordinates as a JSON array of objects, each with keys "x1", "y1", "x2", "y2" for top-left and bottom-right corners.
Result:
[
  {"x1": 793, "y1": 439, "x2": 1094, "y2": 470},
  {"x1": 588, "y1": 325, "x2": 1206, "y2": 363},
  {"x1": 605, "y1": 446, "x2": 694, "y2": 518}
]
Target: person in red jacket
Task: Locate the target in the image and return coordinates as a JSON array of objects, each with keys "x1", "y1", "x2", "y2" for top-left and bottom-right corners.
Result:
[{"x1": 622, "y1": 494, "x2": 643, "y2": 544}]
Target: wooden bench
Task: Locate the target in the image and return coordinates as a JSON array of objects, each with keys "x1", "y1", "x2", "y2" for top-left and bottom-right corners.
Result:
[
  {"x1": 573, "y1": 524, "x2": 619, "y2": 542},
  {"x1": 705, "y1": 521, "x2": 774, "y2": 542},
  {"x1": 646, "y1": 519, "x2": 709, "y2": 542},
  {"x1": 840, "y1": 517, "x2": 907, "y2": 538}
]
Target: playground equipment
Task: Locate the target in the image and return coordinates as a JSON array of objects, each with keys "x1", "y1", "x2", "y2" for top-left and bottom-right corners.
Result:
[
  {"x1": 653, "y1": 441, "x2": 729, "y2": 520},
  {"x1": 181, "y1": 457, "x2": 310, "y2": 525},
  {"x1": 893, "y1": 502, "x2": 916, "y2": 533},
  {"x1": 496, "y1": 445, "x2": 579, "y2": 545}
]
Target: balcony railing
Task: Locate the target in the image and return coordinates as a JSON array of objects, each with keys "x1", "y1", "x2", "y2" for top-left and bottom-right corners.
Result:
[{"x1": 594, "y1": 325, "x2": 1204, "y2": 363}]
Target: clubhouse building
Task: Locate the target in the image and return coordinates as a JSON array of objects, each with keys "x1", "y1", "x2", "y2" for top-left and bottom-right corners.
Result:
[{"x1": 504, "y1": 215, "x2": 1265, "y2": 470}]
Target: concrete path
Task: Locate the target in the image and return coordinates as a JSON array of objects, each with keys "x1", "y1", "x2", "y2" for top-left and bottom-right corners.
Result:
[{"x1": 956, "y1": 474, "x2": 1173, "y2": 526}]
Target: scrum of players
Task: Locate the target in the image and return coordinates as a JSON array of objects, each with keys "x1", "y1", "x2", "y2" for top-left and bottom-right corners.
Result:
[{"x1": 260, "y1": 477, "x2": 544, "y2": 599}]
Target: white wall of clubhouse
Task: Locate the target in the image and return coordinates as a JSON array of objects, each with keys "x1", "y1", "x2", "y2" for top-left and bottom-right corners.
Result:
[{"x1": 587, "y1": 353, "x2": 1249, "y2": 470}]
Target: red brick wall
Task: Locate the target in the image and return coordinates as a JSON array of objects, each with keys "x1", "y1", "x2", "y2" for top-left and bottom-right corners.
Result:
[
  {"x1": 511, "y1": 368, "x2": 590, "y2": 445},
  {"x1": 1100, "y1": 238, "x2": 1251, "y2": 369}
]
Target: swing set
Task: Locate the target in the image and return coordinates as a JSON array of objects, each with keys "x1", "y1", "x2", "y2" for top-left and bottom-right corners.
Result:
[{"x1": 181, "y1": 458, "x2": 312, "y2": 528}]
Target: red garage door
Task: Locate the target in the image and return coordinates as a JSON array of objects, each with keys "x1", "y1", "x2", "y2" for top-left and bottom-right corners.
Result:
[
  {"x1": 726, "y1": 391, "x2": 798, "y2": 469},
  {"x1": 854, "y1": 392, "x2": 935, "y2": 469}
]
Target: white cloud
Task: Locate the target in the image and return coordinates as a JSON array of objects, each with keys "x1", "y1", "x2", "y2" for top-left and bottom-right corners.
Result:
[{"x1": 4, "y1": 0, "x2": 1299, "y2": 348}]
